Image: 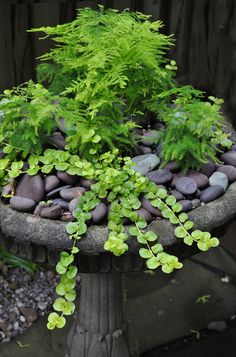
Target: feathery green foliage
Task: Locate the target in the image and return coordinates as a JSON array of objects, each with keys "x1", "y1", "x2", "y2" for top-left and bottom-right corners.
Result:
[{"x1": 157, "y1": 87, "x2": 232, "y2": 170}]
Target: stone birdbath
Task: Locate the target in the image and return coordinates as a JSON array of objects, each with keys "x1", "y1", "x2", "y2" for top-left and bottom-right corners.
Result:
[{"x1": 1, "y1": 181, "x2": 236, "y2": 357}]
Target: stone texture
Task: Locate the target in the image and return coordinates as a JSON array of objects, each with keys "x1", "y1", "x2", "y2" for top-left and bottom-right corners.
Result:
[
  {"x1": 209, "y1": 172, "x2": 228, "y2": 191},
  {"x1": 69, "y1": 197, "x2": 81, "y2": 212},
  {"x1": 1, "y1": 182, "x2": 236, "y2": 254},
  {"x1": 187, "y1": 170, "x2": 209, "y2": 188},
  {"x1": 90, "y1": 203, "x2": 107, "y2": 224},
  {"x1": 16, "y1": 174, "x2": 45, "y2": 203},
  {"x1": 141, "y1": 130, "x2": 160, "y2": 147},
  {"x1": 175, "y1": 177, "x2": 197, "y2": 195},
  {"x1": 200, "y1": 162, "x2": 216, "y2": 177},
  {"x1": 46, "y1": 185, "x2": 71, "y2": 199},
  {"x1": 80, "y1": 178, "x2": 97, "y2": 189},
  {"x1": 169, "y1": 190, "x2": 185, "y2": 201},
  {"x1": 164, "y1": 161, "x2": 179, "y2": 173},
  {"x1": 200, "y1": 185, "x2": 224, "y2": 203},
  {"x1": 52, "y1": 199, "x2": 69, "y2": 211},
  {"x1": 131, "y1": 154, "x2": 160, "y2": 175},
  {"x1": 217, "y1": 165, "x2": 236, "y2": 182},
  {"x1": 221, "y1": 150, "x2": 236, "y2": 166},
  {"x1": 47, "y1": 132, "x2": 66, "y2": 150},
  {"x1": 136, "y1": 208, "x2": 152, "y2": 222},
  {"x1": 60, "y1": 187, "x2": 86, "y2": 201},
  {"x1": 138, "y1": 145, "x2": 152, "y2": 155},
  {"x1": 191, "y1": 199, "x2": 201, "y2": 209},
  {"x1": 146, "y1": 169, "x2": 173, "y2": 185},
  {"x1": 44, "y1": 175, "x2": 60, "y2": 193},
  {"x1": 40, "y1": 205, "x2": 62, "y2": 220},
  {"x1": 178, "y1": 200, "x2": 192, "y2": 212},
  {"x1": 10, "y1": 196, "x2": 36, "y2": 212},
  {"x1": 207, "y1": 320, "x2": 227, "y2": 332},
  {"x1": 57, "y1": 172, "x2": 79, "y2": 185},
  {"x1": 141, "y1": 197, "x2": 162, "y2": 217}
]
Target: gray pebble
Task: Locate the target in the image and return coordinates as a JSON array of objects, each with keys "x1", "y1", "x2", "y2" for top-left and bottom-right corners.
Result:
[
  {"x1": 209, "y1": 171, "x2": 228, "y2": 191},
  {"x1": 90, "y1": 203, "x2": 107, "y2": 224},
  {"x1": 57, "y1": 171, "x2": 79, "y2": 185},
  {"x1": 178, "y1": 200, "x2": 192, "y2": 212},
  {"x1": 52, "y1": 198, "x2": 69, "y2": 210},
  {"x1": 191, "y1": 199, "x2": 201, "y2": 209},
  {"x1": 136, "y1": 208, "x2": 152, "y2": 222},
  {"x1": 40, "y1": 205, "x2": 62, "y2": 220},
  {"x1": 69, "y1": 197, "x2": 81, "y2": 212},
  {"x1": 60, "y1": 186, "x2": 86, "y2": 201},
  {"x1": 132, "y1": 154, "x2": 160, "y2": 175},
  {"x1": 200, "y1": 185, "x2": 224, "y2": 203},
  {"x1": 16, "y1": 174, "x2": 45, "y2": 203},
  {"x1": 44, "y1": 175, "x2": 60, "y2": 192},
  {"x1": 217, "y1": 165, "x2": 236, "y2": 182},
  {"x1": 46, "y1": 185, "x2": 71, "y2": 199},
  {"x1": 141, "y1": 197, "x2": 162, "y2": 217},
  {"x1": 221, "y1": 150, "x2": 236, "y2": 167},
  {"x1": 10, "y1": 196, "x2": 36, "y2": 212},
  {"x1": 146, "y1": 169, "x2": 173, "y2": 185},
  {"x1": 175, "y1": 177, "x2": 197, "y2": 195}
]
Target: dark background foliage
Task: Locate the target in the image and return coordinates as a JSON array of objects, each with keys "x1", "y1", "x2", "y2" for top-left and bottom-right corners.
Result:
[{"x1": 0, "y1": 0, "x2": 235, "y2": 115}]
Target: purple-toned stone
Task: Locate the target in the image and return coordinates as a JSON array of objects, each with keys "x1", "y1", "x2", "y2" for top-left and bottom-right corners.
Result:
[
  {"x1": 46, "y1": 185, "x2": 71, "y2": 199},
  {"x1": 52, "y1": 199, "x2": 69, "y2": 210},
  {"x1": 178, "y1": 200, "x2": 192, "y2": 212},
  {"x1": 136, "y1": 208, "x2": 152, "y2": 222},
  {"x1": 200, "y1": 185, "x2": 224, "y2": 203},
  {"x1": 200, "y1": 162, "x2": 217, "y2": 177},
  {"x1": 57, "y1": 171, "x2": 80, "y2": 185},
  {"x1": 164, "y1": 161, "x2": 179, "y2": 173},
  {"x1": 90, "y1": 203, "x2": 107, "y2": 224},
  {"x1": 191, "y1": 199, "x2": 201, "y2": 209},
  {"x1": 175, "y1": 177, "x2": 197, "y2": 195},
  {"x1": 47, "y1": 132, "x2": 66, "y2": 150},
  {"x1": 10, "y1": 196, "x2": 36, "y2": 212},
  {"x1": 1, "y1": 179, "x2": 15, "y2": 198},
  {"x1": 146, "y1": 169, "x2": 173, "y2": 185},
  {"x1": 221, "y1": 151, "x2": 236, "y2": 167},
  {"x1": 0, "y1": 150, "x2": 5, "y2": 159},
  {"x1": 170, "y1": 172, "x2": 184, "y2": 188},
  {"x1": 217, "y1": 165, "x2": 236, "y2": 183},
  {"x1": 169, "y1": 190, "x2": 185, "y2": 201},
  {"x1": 61, "y1": 212, "x2": 74, "y2": 222},
  {"x1": 153, "y1": 122, "x2": 165, "y2": 131},
  {"x1": 34, "y1": 204, "x2": 45, "y2": 216},
  {"x1": 231, "y1": 144, "x2": 236, "y2": 151},
  {"x1": 187, "y1": 170, "x2": 209, "y2": 189},
  {"x1": 60, "y1": 187, "x2": 86, "y2": 201},
  {"x1": 44, "y1": 175, "x2": 60, "y2": 192},
  {"x1": 16, "y1": 174, "x2": 45, "y2": 203},
  {"x1": 138, "y1": 145, "x2": 152, "y2": 155},
  {"x1": 40, "y1": 205, "x2": 62, "y2": 220},
  {"x1": 80, "y1": 178, "x2": 97, "y2": 189},
  {"x1": 141, "y1": 197, "x2": 162, "y2": 217},
  {"x1": 69, "y1": 197, "x2": 81, "y2": 212}
]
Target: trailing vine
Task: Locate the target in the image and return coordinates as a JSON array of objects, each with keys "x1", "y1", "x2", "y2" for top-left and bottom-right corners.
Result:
[{"x1": 0, "y1": 146, "x2": 219, "y2": 329}]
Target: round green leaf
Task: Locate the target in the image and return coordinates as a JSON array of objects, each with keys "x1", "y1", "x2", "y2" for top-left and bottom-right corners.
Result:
[
  {"x1": 139, "y1": 248, "x2": 153, "y2": 259},
  {"x1": 174, "y1": 226, "x2": 187, "y2": 238},
  {"x1": 146, "y1": 256, "x2": 160, "y2": 270}
]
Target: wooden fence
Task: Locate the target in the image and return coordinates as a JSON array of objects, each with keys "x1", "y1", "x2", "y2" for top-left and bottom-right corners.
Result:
[{"x1": 0, "y1": 0, "x2": 235, "y2": 114}]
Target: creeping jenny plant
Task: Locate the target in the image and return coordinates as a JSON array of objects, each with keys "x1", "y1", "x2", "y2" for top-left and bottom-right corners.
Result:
[{"x1": 0, "y1": 7, "x2": 227, "y2": 329}]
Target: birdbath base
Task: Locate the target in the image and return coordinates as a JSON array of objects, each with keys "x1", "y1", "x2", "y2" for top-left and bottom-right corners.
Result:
[{"x1": 66, "y1": 272, "x2": 139, "y2": 357}]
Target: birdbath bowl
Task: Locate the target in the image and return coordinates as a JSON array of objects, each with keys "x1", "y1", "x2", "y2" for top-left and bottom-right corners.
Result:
[{"x1": 1, "y1": 182, "x2": 236, "y2": 357}]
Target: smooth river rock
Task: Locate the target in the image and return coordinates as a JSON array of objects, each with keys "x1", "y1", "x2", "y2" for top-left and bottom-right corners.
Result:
[
  {"x1": 169, "y1": 190, "x2": 185, "y2": 201},
  {"x1": 40, "y1": 205, "x2": 62, "y2": 220},
  {"x1": 191, "y1": 199, "x2": 201, "y2": 209},
  {"x1": 221, "y1": 151, "x2": 236, "y2": 167},
  {"x1": 175, "y1": 177, "x2": 197, "y2": 195},
  {"x1": 60, "y1": 187, "x2": 86, "y2": 201},
  {"x1": 80, "y1": 178, "x2": 97, "y2": 189},
  {"x1": 10, "y1": 196, "x2": 36, "y2": 212},
  {"x1": 217, "y1": 165, "x2": 236, "y2": 182},
  {"x1": 200, "y1": 162, "x2": 216, "y2": 177},
  {"x1": 69, "y1": 197, "x2": 81, "y2": 212},
  {"x1": 209, "y1": 172, "x2": 228, "y2": 191},
  {"x1": 90, "y1": 203, "x2": 107, "y2": 224},
  {"x1": 16, "y1": 174, "x2": 45, "y2": 203},
  {"x1": 200, "y1": 185, "x2": 224, "y2": 203},
  {"x1": 141, "y1": 197, "x2": 162, "y2": 217},
  {"x1": 187, "y1": 170, "x2": 209, "y2": 188},
  {"x1": 46, "y1": 185, "x2": 71, "y2": 199},
  {"x1": 44, "y1": 175, "x2": 60, "y2": 192},
  {"x1": 52, "y1": 199, "x2": 69, "y2": 211},
  {"x1": 178, "y1": 200, "x2": 192, "y2": 212},
  {"x1": 146, "y1": 169, "x2": 173, "y2": 185},
  {"x1": 132, "y1": 154, "x2": 160, "y2": 175},
  {"x1": 136, "y1": 208, "x2": 152, "y2": 222},
  {"x1": 47, "y1": 132, "x2": 66, "y2": 150},
  {"x1": 57, "y1": 171, "x2": 79, "y2": 185}
]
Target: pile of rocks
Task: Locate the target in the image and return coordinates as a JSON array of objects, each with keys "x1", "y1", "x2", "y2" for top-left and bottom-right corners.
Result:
[
  {"x1": 0, "y1": 267, "x2": 58, "y2": 344},
  {"x1": 2, "y1": 128, "x2": 236, "y2": 223}
]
